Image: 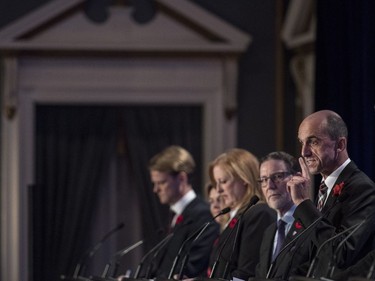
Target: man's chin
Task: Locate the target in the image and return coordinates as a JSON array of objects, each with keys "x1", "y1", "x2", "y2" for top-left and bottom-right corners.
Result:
[
  {"x1": 159, "y1": 198, "x2": 168, "y2": 204},
  {"x1": 306, "y1": 163, "x2": 319, "y2": 174},
  {"x1": 307, "y1": 167, "x2": 320, "y2": 175}
]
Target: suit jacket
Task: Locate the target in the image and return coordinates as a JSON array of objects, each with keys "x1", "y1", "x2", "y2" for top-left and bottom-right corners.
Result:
[
  {"x1": 257, "y1": 161, "x2": 375, "y2": 280},
  {"x1": 148, "y1": 197, "x2": 220, "y2": 278},
  {"x1": 332, "y1": 249, "x2": 375, "y2": 280},
  {"x1": 209, "y1": 202, "x2": 276, "y2": 281},
  {"x1": 256, "y1": 214, "x2": 311, "y2": 280}
]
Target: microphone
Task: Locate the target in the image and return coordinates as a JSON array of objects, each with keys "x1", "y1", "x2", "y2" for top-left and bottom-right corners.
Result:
[
  {"x1": 326, "y1": 218, "x2": 367, "y2": 278},
  {"x1": 168, "y1": 206, "x2": 231, "y2": 279},
  {"x1": 266, "y1": 193, "x2": 350, "y2": 279},
  {"x1": 73, "y1": 222, "x2": 125, "y2": 279},
  {"x1": 134, "y1": 232, "x2": 174, "y2": 278},
  {"x1": 306, "y1": 220, "x2": 366, "y2": 278},
  {"x1": 367, "y1": 254, "x2": 375, "y2": 280},
  {"x1": 177, "y1": 207, "x2": 231, "y2": 279},
  {"x1": 101, "y1": 239, "x2": 144, "y2": 278},
  {"x1": 210, "y1": 195, "x2": 259, "y2": 279}
]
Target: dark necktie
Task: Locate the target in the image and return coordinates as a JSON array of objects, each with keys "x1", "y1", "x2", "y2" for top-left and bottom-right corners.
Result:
[
  {"x1": 168, "y1": 210, "x2": 176, "y2": 233},
  {"x1": 317, "y1": 181, "x2": 328, "y2": 211},
  {"x1": 272, "y1": 219, "x2": 286, "y2": 261}
]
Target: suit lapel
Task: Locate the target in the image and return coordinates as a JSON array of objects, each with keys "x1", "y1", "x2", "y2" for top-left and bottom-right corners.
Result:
[
  {"x1": 284, "y1": 220, "x2": 304, "y2": 244},
  {"x1": 263, "y1": 224, "x2": 277, "y2": 268},
  {"x1": 218, "y1": 216, "x2": 239, "y2": 246},
  {"x1": 322, "y1": 161, "x2": 357, "y2": 213}
]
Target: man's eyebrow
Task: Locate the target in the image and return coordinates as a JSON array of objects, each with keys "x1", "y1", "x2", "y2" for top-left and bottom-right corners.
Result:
[{"x1": 300, "y1": 136, "x2": 318, "y2": 141}]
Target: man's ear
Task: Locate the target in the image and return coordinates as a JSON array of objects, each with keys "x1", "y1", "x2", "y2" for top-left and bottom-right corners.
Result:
[
  {"x1": 177, "y1": 171, "x2": 188, "y2": 183},
  {"x1": 336, "y1": 137, "x2": 347, "y2": 152}
]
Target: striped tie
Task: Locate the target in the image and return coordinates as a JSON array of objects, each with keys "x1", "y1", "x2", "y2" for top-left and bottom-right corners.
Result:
[{"x1": 317, "y1": 182, "x2": 328, "y2": 211}]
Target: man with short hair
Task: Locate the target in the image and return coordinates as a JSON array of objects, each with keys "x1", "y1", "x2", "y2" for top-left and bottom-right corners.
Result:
[
  {"x1": 255, "y1": 151, "x2": 304, "y2": 279},
  {"x1": 146, "y1": 145, "x2": 219, "y2": 279},
  {"x1": 287, "y1": 110, "x2": 375, "y2": 279}
]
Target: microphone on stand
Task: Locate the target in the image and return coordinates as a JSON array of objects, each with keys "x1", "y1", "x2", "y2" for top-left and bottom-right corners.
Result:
[
  {"x1": 306, "y1": 220, "x2": 367, "y2": 279},
  {"x1": 210, "y1": 195, "x2": 259, "y2": 279},
  {"x1": 367, "y1": 255, "x2": 375, "y2": 280},
  {"x1": 221, "y1": 196, "x2": 259, "y2": 279},
  {"x1": 134, "y1": 232, "x2": 174, "y2": 279},
  {"x1": 101, "y1": 240, "x2": 144, "y2": 279},
  {"x1": 266, "y1": 193, "x2": 350, "y2": 279},
  {"x1": 265, "y1": 216, "x2": 324, "y2": 279},
  {"x1": 72, "y1": 222, "x2": 125, "y2": 279},
  {"x1": 326, "y1": 218, "x2": 367, "y2": 278},
  {"x1": 177, "y1": 207, "x2": 231, "y2": 279},
  {"x1": 168, "y1": 206, "x2": 231, "y2": 280}
]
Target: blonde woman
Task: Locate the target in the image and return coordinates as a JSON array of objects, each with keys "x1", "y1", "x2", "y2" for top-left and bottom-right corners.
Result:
[{"x1": 208, "y1": 148, "x2": 276, "y2": 281}]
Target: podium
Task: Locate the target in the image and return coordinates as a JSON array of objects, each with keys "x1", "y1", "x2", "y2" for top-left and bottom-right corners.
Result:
[
  {"x1": 288, "y1": 276, "x2": 375, "y2": 281},
  {"x1": 76, "y1": 276, "x2": 152, "y2": 281},
  {"x1": 248, "y1": 277, "x2": 286, "y2": 281},
  {"x1": 288, "y1": 277, "x2": 320, "y2": 281},
  {"x1": 348, "y1": 278, "x2": 375, "y2": 281}
]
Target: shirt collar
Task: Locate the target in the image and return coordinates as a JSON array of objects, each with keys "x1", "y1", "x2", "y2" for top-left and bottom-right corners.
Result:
[
  {"x1": 278, "y1": 205, "x2": 296, "y2": 224},
  {"x1": 324, "y1": 158, "x2": 351, "y2": 191},
  {"x1": 229, "y1": 207, "x2": 239, "y2": 220},
  {"x1": 170, "y1": 189, "x2": 196, "y2": 215}
]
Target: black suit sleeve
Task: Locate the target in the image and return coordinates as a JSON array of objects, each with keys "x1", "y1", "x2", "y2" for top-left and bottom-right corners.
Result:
[
  {"x1": 183, "y1": 201, "x2": 220, "y2": 277},
  {"x1": 293, "y1": 163, "x2": 375, "y2": 277},
  {"x1": 255, "y1": 223, "x2": 276, "y2": 278},
  {"x1": 152, "y1": 197, "x2": 219, "y2": 278}
]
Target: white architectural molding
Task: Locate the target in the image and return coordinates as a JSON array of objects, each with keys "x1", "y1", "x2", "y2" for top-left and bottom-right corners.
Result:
[
  {"x1": 281, "y1": 0, "x2": 316, "y2": 119},
  {"x1": 0, "y1": 0, "x2": 251, "y2": 52},
  {"x1": 0, "y1": 1, "x2": 250, "y2": 280},
  {"x1": 281, "y1": 0, "x2": 315, "y2": 49}
]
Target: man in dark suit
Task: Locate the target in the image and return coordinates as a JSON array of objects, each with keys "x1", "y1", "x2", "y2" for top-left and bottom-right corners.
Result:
[
  {"x1": 286, "y1": 110, "x2": 375, "y2": 279},
  {"x1": 255, "y1": 151, "x2": 310, "y2": 280},
  {"x1": 145, "y1": 145, "x2": 219, "y2": 279}
]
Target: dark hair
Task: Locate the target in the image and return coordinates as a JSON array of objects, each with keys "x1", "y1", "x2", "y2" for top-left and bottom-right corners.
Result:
[{"x1": 260, "y1": 151, "x2": 301, "y2": 174}]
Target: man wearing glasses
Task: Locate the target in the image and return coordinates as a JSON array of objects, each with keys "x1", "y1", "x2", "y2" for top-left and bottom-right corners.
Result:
[{"x1": 254, "y1": 151, "x2": 309, "y2": 280}]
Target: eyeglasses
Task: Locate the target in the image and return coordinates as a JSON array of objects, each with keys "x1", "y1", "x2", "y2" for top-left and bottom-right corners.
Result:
[{"x1": 257, "y1": 172, "x2": 291, "y2": 188}]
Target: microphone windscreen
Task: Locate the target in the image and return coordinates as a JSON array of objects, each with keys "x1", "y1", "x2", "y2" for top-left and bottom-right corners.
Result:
[
  {"x1": 249, "y1": 195, "x2": 260, "y2": 205},
  {"x1": 220, "y1": 207, "x2": 231, "y2": 215}
]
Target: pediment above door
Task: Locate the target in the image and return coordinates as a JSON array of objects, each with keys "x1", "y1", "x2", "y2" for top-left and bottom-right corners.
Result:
[{"x1": 0, "y1": 0, "x2": 250, "y2": 53}]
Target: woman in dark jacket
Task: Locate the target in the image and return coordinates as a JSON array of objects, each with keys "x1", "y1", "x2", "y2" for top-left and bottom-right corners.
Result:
[{"x1": 208, "y1": 148, "x2": 276, "y2": 281}]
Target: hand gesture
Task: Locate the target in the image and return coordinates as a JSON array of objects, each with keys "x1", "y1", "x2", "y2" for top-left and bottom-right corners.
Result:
[{"x1": 287, "y1": 157, "x2": 312, "y2": 206}]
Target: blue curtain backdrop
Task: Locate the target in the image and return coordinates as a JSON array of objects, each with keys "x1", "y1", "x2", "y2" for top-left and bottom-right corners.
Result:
[{"x1": 315, "y1": 0, "x2": 375, "y2": 180}]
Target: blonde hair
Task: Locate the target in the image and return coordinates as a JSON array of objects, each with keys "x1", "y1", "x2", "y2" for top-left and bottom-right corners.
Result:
[
  {"x1": 148, "y1": 145, "x2": 195, "y2": 176},
  {"x1": 208, "y1": 148, "x2": 264, "y2": 213}
]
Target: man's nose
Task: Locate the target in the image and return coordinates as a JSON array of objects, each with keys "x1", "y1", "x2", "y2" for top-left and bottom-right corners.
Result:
[{"x1": 301, "y1": 143, "x2": 311, "y2": 157}]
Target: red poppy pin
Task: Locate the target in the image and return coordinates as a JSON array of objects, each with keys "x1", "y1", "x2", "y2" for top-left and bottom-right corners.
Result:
[
  {"x1": 229, "y1": 218, "x2": 238, "y2": 229},
  {"x1": 333, "y1": 182, "x2": 345, "y2": 197},
  {"x1": 175, "y1": 215, "x2": 184, "y2": 225},
  {"x1": 294, "y1": 221, "x2": 303, "y2": 230}
]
